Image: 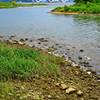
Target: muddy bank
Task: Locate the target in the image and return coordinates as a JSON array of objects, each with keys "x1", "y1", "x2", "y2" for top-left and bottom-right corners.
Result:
[
  {"x1": 51, "y1": 11, "x2": 79, "y2": 15},
  {"x1": 0, "y1": 35, "x2": 99, "y2": 75}
]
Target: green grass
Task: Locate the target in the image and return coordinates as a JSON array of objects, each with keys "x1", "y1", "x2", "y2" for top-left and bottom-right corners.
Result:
[
  {"x1": 52, "y1": 3, "x2": 100, "y2": 14},
  {"x1": 0, "y1": 2, "x2": 14, "y2": 8},
  {"x1": 0, "y1": 42, "x2": 63, "y2": 80},
  {"x1": 0, "y1": 2, "x2": 48, "y2": 8}
]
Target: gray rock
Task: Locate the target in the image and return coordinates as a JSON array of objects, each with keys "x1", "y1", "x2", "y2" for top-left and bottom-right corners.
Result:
[{"x1": 79, "y1": 49, "x2": 84, "y2": 52}]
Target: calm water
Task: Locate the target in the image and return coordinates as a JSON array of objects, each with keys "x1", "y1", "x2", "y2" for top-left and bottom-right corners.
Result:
[{"x1": 0, "y1": 4, "x2": 100, "y2": 73}]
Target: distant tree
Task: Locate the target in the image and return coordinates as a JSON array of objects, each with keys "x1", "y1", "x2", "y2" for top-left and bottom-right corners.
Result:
[
  {"x1": 11, "y1": 0, "x2": 17, "y2": 6},
  {"x1": 74, "y1": 0, "x2": 97, "y2": 3}
]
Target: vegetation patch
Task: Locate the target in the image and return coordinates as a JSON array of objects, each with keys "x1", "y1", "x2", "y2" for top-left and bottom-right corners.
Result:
[
  {"x1": 0, "y1": 2, "x2": 48, "y2": 8},
  {"x1": 0, "y1": 42, "x2": 63, "y2": 80},
  {"x1": 52, "y1": 3, "x2": 100, "y2": 14}
]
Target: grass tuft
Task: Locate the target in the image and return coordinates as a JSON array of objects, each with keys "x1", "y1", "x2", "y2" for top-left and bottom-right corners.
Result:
[{"x1": 0, "y1": 42, "x2": 62, "y2": 80}]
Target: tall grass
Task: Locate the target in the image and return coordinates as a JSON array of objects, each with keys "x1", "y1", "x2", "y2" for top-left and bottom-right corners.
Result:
[{"x1": 0, "y1": 42, "x2": 62, "y2": 80}]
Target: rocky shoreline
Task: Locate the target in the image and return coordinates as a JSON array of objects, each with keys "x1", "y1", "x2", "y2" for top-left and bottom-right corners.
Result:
[
  {"x1": 0, "y1": 35, "x2": 99, "y2": 75},
  {"x1": 0, "y1": 35, "x2": 100, "y2": 100}
]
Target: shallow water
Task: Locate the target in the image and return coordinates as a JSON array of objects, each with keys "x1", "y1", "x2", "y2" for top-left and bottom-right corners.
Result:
[{"x1": 0, "y1": 3, "x2": 100, "y2": 73}]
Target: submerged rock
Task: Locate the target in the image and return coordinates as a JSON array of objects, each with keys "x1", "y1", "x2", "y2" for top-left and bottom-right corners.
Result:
[
  {"x1": 38, "y1": 38, "x2": 48, "y2": 42},
  {"x1": 79, "y1": 49, "x2": 84, "y2": 52},
  {"x1": 20, "y1": 38, "x2": 25, "y2": 42},
  {"x1": 78, "y1": 56, "x2": 83, "y2": 60}
]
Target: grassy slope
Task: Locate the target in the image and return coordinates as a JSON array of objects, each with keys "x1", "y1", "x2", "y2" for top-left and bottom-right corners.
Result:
[
  {"x1": 52, "y1": 3, "x2": 100, "y2": 14},
  {"x1": 0, "y1": 42, "x2": 100, "y2": 99},
  {"x1": 0, "y1": 43, "x2": 100, "y2": 100},
  {"x1": 0, "y1": 42, "x2": 62, "y2": 80},
  {"x1": 0, "y1": 2, "x2": 47, "y2": 8}
]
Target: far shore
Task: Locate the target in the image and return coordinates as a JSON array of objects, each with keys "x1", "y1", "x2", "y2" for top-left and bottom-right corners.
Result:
[
  {"x1": 51, "y1": 11, "x2": 79, "y2": 15},
  {"x1": 50, "y1": 11, "x2": 100, "y2": 15}
]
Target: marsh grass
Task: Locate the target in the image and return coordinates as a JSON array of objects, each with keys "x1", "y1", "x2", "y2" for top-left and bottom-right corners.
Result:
[{"x1": 0, "y1": 42, "x2": 62, "y2": 80}]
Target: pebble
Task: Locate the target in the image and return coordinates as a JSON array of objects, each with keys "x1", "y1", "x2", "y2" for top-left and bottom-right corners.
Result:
[
  {"x1": 66, "y1": 87, "x2": 76, "y2": 94},
  {"x1": 87, "y1": 71, "x2": 91, "y2": 75},
  {"x1": 61, "y1": 83, "x2": 67, "y2": 90},
  {"x1": 48, "y1": 95, "x2": 52, "y2": 98},
  {"x1": 18, "y1": 41, "x2": 24, "y2": 45},
  {"x1": 85, "y1": 56, "x2": 91, "y2": 61},
  {"x1": 78, "y1": 56, "x2": 83, "y2": 60},
  {"x1": 77, "y1": 90, "x2": 83, "y2": 96},
  {"x1": 55, "y1": 83, "x2": 60, "y2": 86},
  {"x1": 79, "y1": 49, "x2": 84, "y2": 52}
]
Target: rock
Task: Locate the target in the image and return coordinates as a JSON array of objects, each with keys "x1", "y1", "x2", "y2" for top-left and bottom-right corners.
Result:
[
  {"x1": 48, "y1": 95, "x2": 52, "y2": 98},
  {"x1": 38, "y1": 38, "x2": 48, "y2": 42},
  {"x1": 79, "y1": 49, "x2": 84, "y2": 52},
  {"x1": 9, "y1": 35, "x2": 16, "y2": 39},
  {"x1": 28, "y1": 44, "x2": 33, "y2": 47},
  {"x1": 87, "y1": 71, "x2": 91, "y2": 75},
  {"x1": 18, "y1": 41, "x2": 24, "y2": 45},
  {"x1": 20, "y1": 38, "x2": 25, "y2": 42},
  {"x1": 85, "y1": 56, "x2": 91, "y2": 61},
  {"x1": 78, "y1": 56, "x2": 82, "y2": 60},
  {"x1": 38, "y1": 42, "x2": 41, "y2": 44},
  {"x1": 77, "y1": 90, "x2": 83, "y2": 96},
  {"x1": 61, "y1": 84, "x2": 67, "y2": 90},
  {"x1": 66, "y1": 87, "x2": 76, "y2": 94},
  {"x1": 21, "y1": 86, "x2": 24, "y2": 90},
  {"x1": 72, "y1": 62, "x2": 79, "y2": 67},
  {"x1": 8, "y1": 40, "x2": 17, "y2": 44},
  {"x1": 68, "y1": 57, "x2": 71, "y2": 60},
  {"x1": 55, "y1": 83, "x2": 60, "y2": 86},
  {"x1": 25, "y1": 38, "x2": 28, "y2": 41}
]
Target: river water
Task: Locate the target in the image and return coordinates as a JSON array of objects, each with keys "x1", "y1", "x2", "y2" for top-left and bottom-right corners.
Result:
[{"x1": 0, "y1": 3, "x2": 100, "y2": 73}]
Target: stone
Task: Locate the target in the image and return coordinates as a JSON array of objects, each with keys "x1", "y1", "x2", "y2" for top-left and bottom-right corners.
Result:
[
  {"x1": 87, "y1": 71, "x2": 91, "y2": 75},
  {"x1": 66, "y1": 87, "x2": 76, "y2": 94},
  {"x1": 20, "y1": 38, "x2": 25, "y2": 42},
  {"x1": 79, "y1": 49, "x2": 84, "y2": 52},
  {"x1": 55, "y1": 83, "x2": 60, "y2": 86},
  {"x1": 77, "y1": 90, "x2": 83, "y2": 96},
  {"x1": 48, "y1": 95, "x2": 52, "y2": 98},
  {"x1": 72, "y1": 62, "x2": 78, "y2": 67},
  {"x1": 28, "y1": 44, "x2": 33, "y2": 47},
  {"x1": 61, "y1": 83, "x2": 67, "y2": 90},
  {"x1": 25, "y1": 38, "x2": 28, "y2": 41},
  {"x1": 85, "y1": 56, "x2": 91, "y2": 61},
  {"x1": 78, "y1": 56, "x2": 82, "y2": 60},
  {"x1": 18, "y1": 41, "x2": 24, "y2": 45},
  {"x1": 38, "y1": 38, "x2": 48, "y2": 42}
]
